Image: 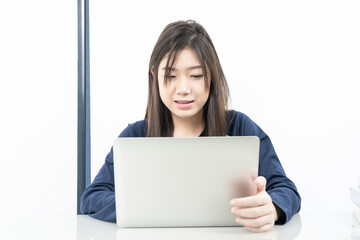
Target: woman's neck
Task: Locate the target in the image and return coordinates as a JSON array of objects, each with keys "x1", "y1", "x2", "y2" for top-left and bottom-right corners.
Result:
[{"x1": 172, "y1": 113, "x2": 205, "y2": 137}]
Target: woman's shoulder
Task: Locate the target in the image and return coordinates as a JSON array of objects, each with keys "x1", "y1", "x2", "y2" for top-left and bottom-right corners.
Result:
[
  {"x1": 226, "y1": 110, "x2": 249, "y2": 125},
  {"x1": 226, "y1": 110, "x2": 265, "y2": 137},
  {"x1": 118, "y1": 119, "x2": 147, "y2": 137}
]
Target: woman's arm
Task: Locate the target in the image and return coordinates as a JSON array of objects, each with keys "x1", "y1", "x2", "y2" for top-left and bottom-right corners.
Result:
[
  {"x1": 229, "y1": 112, "x2": 301, "y2": 226},
  {"x1": 259, "y1": 134, "x2": 301, "y2": 224},
  {"x1": 80, "y1": 149, "x2": 117, "y2": 222},
  {"x1": 80, "y1": 124, "x2": 138, "y2": 222}
]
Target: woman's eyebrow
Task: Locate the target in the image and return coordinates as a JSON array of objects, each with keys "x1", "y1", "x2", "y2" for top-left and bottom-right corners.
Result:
[{"x1": 161, "y1": 66, "x2": 202, "y2": 71}]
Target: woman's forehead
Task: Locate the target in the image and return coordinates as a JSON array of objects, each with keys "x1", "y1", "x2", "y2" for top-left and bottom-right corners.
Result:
[{"x1": 160, "y1": 48, "x2": 202, "y2": 69}]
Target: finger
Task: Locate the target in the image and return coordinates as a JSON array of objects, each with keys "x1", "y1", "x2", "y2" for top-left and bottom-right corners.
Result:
[
  {"x1": 236, "y1": 214, "x2": 272, "y2": 228},
  {"x1": 231, "y1": 204, "x2": 273, "y2": 218},
  {"x1": 229, "y1": 176, "x2": 257, "y2": 197},
  {"x1": 255, "y1": 176, "x2": 266, "y2": 193},
  {"x1": 245, "y1": 223, "x2": 274, "y2": 233},
  {"x1": 230, "y1": 191, "x2": 270, "y2": 208}
]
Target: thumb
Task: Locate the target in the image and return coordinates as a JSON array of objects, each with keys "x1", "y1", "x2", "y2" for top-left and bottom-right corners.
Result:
[{"x1": 255, "y1": 176, "x2": 266, "y2": 193}]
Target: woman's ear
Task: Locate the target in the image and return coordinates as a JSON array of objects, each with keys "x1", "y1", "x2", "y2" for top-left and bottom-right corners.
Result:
[{"x1": 151, "y1": 66, "x2": 155, "y2": 77}]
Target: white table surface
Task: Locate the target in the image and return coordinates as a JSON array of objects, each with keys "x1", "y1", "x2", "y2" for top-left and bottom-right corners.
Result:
[{"x1": 0, "y1": 211, "x2": 359, "y2": 240}]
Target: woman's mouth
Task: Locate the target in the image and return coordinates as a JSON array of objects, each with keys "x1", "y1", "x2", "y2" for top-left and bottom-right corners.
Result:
[{"x1": 175, "y1": 100, "x2": 194, "y2": 109}]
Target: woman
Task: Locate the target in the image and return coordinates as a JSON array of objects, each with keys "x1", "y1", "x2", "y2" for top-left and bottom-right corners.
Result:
[{"x1": 81, "y1": 20, "x2": 301, "y2": 233}]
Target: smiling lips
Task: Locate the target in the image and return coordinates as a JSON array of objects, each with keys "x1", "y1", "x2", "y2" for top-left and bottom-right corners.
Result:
[
  {"x1": 175, "y1": 100, "x2": 194, "y2": 108},
  {"x1": 175, "y1": 100, "x2": 194, "y2": 104}
]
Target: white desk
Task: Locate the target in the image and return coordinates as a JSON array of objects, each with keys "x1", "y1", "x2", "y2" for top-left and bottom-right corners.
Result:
[{"x1": 0, "y1": 211, "x2": 358, "y2": 239}]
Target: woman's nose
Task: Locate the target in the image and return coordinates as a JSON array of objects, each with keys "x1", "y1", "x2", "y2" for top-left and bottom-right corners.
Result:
[{"x1": 176, "y1": 77, "x2": 190, "y2": 95}]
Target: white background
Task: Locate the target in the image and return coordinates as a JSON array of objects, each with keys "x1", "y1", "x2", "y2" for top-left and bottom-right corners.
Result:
[
  {"x1": 0, "y1": 0, "x2": 359, "y2": 219},
  {"x1": 0, "y1": 1, "x2": 77, "y2": 215},
  {"x1": 90, "y1": 0, "x2": 360, "y2": 214}
]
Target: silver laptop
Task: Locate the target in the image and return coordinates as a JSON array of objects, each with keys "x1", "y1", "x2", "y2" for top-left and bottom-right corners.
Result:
[{"x1": 113, "y1": 136, "x2": 259, "y2": 228}]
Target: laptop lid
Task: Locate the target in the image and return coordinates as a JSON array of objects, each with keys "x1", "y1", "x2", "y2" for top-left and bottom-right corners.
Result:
[{"x1": 113, "y1": 136, "x2": 259, "y2": 227}]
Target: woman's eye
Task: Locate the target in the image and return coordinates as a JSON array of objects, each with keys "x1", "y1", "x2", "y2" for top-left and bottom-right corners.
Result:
[
  {"x1": 191, "y1": 75, "x2": 203, "y2": 79},
  {"x1": 165, "y1": 75, "x2": 176, "y2": 79}
]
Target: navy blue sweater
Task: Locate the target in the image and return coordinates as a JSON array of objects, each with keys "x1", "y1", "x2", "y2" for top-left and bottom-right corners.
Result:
[{"x1": 80, "y1": 111, "x2": 301, "y2": 224}]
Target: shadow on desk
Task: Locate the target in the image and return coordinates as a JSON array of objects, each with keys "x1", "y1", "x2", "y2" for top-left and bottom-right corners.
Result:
[{"x1": 77, "y1": 214, "x2": 302, "y2": 240}]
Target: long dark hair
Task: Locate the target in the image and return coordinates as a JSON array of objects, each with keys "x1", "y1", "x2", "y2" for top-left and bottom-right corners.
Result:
[{"x1": 145, "y1": 20, "x2": 231, "y2": 137}]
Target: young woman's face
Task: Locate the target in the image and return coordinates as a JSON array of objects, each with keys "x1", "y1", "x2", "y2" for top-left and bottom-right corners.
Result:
[{"x1": 157, "y1": 48, "x2": 210, "y2": 122}]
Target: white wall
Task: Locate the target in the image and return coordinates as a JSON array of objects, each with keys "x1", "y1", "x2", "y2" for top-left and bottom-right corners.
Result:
[
  {"x1": 0, "y1": 1, "x2": 77, "y2": 215},
  {"x1": 90, "y1": 0, "x2": 360, "y2": 213}
]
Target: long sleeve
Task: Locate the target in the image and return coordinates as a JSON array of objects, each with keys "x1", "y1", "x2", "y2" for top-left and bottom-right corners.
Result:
[
  {"x1": 80, "y1": 125, "x2": 136, "y2": 222},
  {"x1": 258, "y1": 134, "x2": 301, "y2": 224},
  {"x1": 228, "y1": 111, "x2": 301, "y2": 224},
  {"x1": 80, "y1": 148, "x2": 117, "y2": 222},
  {"x1": 81, "y1": 113, "x2": 300, "y2": 224}
]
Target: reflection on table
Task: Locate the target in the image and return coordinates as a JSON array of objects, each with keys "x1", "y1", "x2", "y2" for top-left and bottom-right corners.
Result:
[
  {"x1": 77, "y1": 214, "x2": 301, "y2": 240},
  {"x1": 0, "y1": 211, "x2": 356, "y2": 239}
]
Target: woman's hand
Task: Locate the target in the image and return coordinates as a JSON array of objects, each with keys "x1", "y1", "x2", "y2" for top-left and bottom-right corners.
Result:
[{"x1": 230, "y1": 176, "x2": 278, "y2": 233}]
